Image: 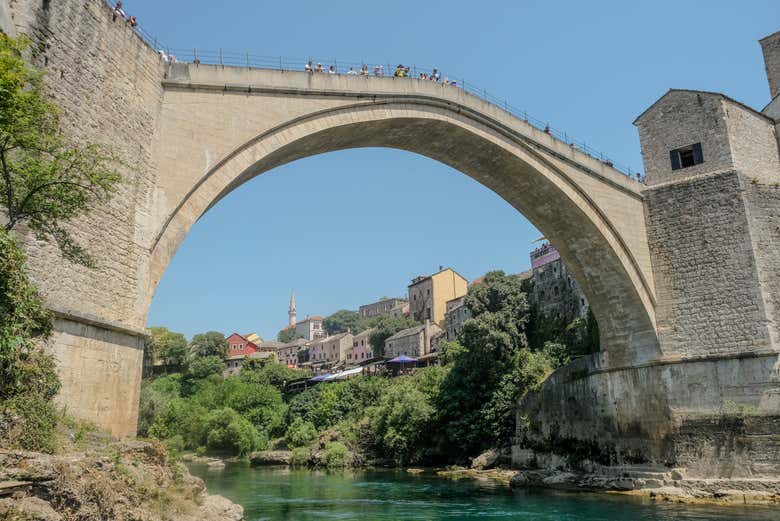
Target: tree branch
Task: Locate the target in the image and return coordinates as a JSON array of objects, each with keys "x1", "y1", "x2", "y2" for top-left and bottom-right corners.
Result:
[
  {"x1": 0, "y1": 145, "x2": 16, "y2": 230},
  {"x1": 15, "y1": 179, "x2": 102, "y2": 218}
]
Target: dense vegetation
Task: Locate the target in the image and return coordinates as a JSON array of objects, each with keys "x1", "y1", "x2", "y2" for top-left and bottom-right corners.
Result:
[
  {"x1": 0, "y1": 34, "x2": 122, "y2": 452},
  {"x1": 140, "y1": 271, "x2": 595, "y2": 467}
]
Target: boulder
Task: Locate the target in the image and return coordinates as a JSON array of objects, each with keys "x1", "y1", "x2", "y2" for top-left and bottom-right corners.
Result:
[
  {"x1": 198, "y1": 494, "x2": 244, "y2": 521},
  {"x1": 471, "y1": 448, "x2": 500, "y2": 470},
  {"x1": 0, "y1": 496, "x2": 62, "y2": 521},
  {"x1": 250, "y1": 450, "x2": 292, "y2": 466}
]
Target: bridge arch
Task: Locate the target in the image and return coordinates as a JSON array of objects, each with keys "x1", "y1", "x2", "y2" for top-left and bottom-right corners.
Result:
[{"x1": 147, "y1": 77, "x2": 659, "y2": 367}]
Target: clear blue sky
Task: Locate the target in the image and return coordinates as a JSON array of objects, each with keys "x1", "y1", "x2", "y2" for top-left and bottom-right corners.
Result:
[{"x1": 141, "y1": 0, "x2": 779, "y2": 340}]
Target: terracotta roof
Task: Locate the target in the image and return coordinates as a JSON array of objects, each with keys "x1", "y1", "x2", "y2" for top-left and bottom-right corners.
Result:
[
  {"x1": 297, "y1": 315, "x2": 323, "y2": 324},
  {"x1": 469, "y1": 275, "x2": 485, "y2": 287}
]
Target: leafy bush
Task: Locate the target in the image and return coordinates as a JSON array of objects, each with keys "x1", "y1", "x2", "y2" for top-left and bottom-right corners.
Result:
[
  {"x1": 0, "y1": 230, "x2": 58, "y2": 401},
  {"x1": 290, "y1": 446, "x2": 311, "y2": 466},
  {"x1": 164, "y1": 434, "x2": 186, "y2": 456},
  {"x1": 0, "y1": 394, "x2": 59, "y2": 453},
  {"x1": 240, "y1": 361, "x2": 306, "y2": 391},
  {"x1": 185, "y1": 356, "x2": 224, "y2": 380},
  {"x1": 203, "y1": 407, "x2": 266, "y2": 456},
  {"x1": 322, "y1": 441, "x2": 351, "y2": 469},
  {"x1": 285, "y1": 418, "x2": 317, "y2": 448},
  {"x1": 542, "y1": 341, "x2": 570, "y2": 368},
  {"x1": 369, "y1": 382, "x2": 434, "y2": 465}
]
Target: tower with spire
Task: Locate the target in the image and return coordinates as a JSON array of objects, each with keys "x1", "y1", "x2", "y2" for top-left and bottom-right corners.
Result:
[{"x1": 288, "y1": 290, "x2": 297, "y2": 327}]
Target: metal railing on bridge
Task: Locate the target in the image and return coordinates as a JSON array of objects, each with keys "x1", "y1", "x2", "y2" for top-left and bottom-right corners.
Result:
[{"x1": 106, "y1": 1, "x2": 643, "y2": 181}]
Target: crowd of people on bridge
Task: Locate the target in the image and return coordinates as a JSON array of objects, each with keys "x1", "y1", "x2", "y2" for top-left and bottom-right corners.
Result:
[
  {"x1": 304, "y1": 60, "x2": 458, "y2": 86},
  {"x1": 107, "y1": 1, "x2": 644, "y2": 185}
]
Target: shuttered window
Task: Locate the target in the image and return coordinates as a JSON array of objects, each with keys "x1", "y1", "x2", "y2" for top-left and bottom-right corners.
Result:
[{"x1": 670, "y1": 143, "x2": 703, "y2": 170}]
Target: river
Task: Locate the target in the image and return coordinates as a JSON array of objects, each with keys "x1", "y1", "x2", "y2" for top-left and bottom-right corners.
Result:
[{"x1": 187, "y1": 462, "x2": 779, "y2": 520}]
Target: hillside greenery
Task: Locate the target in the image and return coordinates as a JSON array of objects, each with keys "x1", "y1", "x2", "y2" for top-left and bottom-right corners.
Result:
[{"x1": 140, "y1": 271, "x2": 595, "y2": 466}]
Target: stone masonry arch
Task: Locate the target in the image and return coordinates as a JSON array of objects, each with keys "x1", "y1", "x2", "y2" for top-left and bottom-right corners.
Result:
[{"x1": 146, "y1": 65, "x2": 659, "y2": 370}]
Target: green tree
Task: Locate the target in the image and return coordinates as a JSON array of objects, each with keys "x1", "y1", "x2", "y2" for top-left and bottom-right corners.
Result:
[
  {"x1": 203, "y1": 407, "x2": 266, "y2": 456},
  {"x1": 277, "y1": 327, "x2": 303, "y2": 343},
  {"x1": 189, "y1": 331, "x2": 228, "y2": 359},
  {"x1": 369, "y1": 380, "x2": 436, "y2": 465},
  {"x1": 185, "y1": 356, "x2": 224, "y2": 380},
  {"x1": 323, "y1": 309, "x2": 360, "y2": 335},
  {"x1": 285, "y1": 417, "x2": 317, "y2": 448},
  {"x1": 368, "y1": 316, "x2": 419, "y2": 357},
  {"x1": 0, "y1": 34, "x2": 121, "y2": 267},
  {"x1": 436, "y1": 271, "x2": 535, "y2": 456},
  {"x1": 146, "y1": 327, "x2": 188, "y2": 372}
]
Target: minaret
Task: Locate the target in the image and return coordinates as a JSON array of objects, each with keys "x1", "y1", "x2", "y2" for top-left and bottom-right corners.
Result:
[{"x1": 288, "y1": 290, "x2": 297, "y2": 327}]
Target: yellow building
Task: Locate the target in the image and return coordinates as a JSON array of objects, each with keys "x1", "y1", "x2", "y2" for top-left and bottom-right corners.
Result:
[{"x1": 408, "y1": 268, "x2": 468, "y2": 327}]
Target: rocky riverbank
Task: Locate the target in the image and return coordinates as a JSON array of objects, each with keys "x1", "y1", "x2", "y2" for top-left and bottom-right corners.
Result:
[{"x1": 0, "y1": 439, "x2": 243, "y2": 520}]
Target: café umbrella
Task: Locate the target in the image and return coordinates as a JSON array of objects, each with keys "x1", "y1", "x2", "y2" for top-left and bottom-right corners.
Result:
[{"x1": 387, "y1": 355, "x2": 417, "y2": 371}]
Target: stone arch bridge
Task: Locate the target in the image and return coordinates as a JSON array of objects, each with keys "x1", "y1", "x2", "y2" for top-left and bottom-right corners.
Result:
[{"x1": 4, "y1": 0, "x2": 780, "y2": 477}]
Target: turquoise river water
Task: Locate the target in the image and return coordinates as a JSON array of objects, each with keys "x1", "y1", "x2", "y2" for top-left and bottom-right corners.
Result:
[{"x1": 188, "y1": 463, "x2": 779, "y2": 521}]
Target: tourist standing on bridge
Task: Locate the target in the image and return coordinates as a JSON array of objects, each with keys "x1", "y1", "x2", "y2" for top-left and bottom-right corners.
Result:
[
  {"x1": 113, "y1": 1, "x2": 125, "y2": 21},
  {"x1": 347, "y1": 67, "x2": 357, "y2": 75},
  {"x1": 359, "y1": 65, "x2": 369, "y2": 76},
  {"x1": 305, "y1": 60, "x2": 313, "y2": 73},
  {"x1": 329, "y1": 65, "x2": 336, "y2": 74},
  {"x1": 315, "y1": 63, "x2": 324, "y2": 73},
  {"x1": 431, "y1": 68, "x2": 441, "y2": 82}
]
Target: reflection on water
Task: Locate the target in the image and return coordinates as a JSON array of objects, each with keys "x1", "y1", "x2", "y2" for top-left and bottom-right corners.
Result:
[{"x1": 188, "y1": 462, "x2": 779, "y2": 521}]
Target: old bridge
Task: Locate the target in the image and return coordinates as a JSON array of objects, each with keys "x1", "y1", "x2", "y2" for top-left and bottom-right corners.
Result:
[{"x1": 3, "y1": 0, "x2": 780, "y2": 477}]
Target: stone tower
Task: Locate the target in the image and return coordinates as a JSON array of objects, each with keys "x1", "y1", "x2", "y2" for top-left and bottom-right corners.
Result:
[
  {"x1": 760, "y1": 30, "x2": 780, "y2": 101},
  {"x1": 288, "y1": 290, "x2": 297, "y2": 327}
]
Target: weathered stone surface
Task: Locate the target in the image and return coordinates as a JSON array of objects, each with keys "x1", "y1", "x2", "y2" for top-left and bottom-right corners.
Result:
[
  {"x1": 197, "y1": 494, "x2": 243, "y2": 521},
  {"x1": 250, "y1": 450, "x2": 292, "y2": 466},
  {"x1": 0, "y1": 496, "x2": 62, "y2": 521},
  {"x1": 470, "y1": 448, "x2": 502, "y2": 470}
]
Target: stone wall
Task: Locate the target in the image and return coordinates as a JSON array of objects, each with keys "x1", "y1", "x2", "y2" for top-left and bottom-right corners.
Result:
[
  {"x1": 744, "y1": 183, "x2": 780, "y2": 348},
  {"x1": 724, "y1": 98, "x2": 780, "y2": 183},
  {"x1": 643, "y1": 170, "x2": 773, "y2": 358},
  {"x1": 6, "y1": 0, "x2": 164, "y2": 436},
  {"x1": 0, "y1": 0, "x2": 14, "y2": 35},
  {"x1": 760, "y1": 30, "x2": 780, "y2": 100},
  {"x1": 516, "y1": 352, "x2": 780, "y2": 478},
  {"x1": 49, "y1": 317, "x2": 144, "y2": 437},
  {"x1": 8, "y1": 0, "x2": 164, "y2": 330}
]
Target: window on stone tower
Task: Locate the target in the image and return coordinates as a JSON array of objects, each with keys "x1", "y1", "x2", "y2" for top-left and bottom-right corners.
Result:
[{"x1": 670, "y1": 143, "x2": 703, "y2": 170}]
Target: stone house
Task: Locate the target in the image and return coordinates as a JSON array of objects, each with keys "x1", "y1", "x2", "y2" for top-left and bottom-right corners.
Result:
[
  {"x1": 347, "y1": 328, "x2": 376, "y2": 364},
  {"x1": 408, "y1": 268, "x2": 468, "y2": 327},
  {"x1": 308, "y1": 332, "x2": 353, "y2": 366},
  {"x1": 223, "y1": 354, "x2": 245, "y2": 377},
  {"x1": 444, "y1": 296, "x2": 471, "y2": 341},
  {"x1": 529, "y1": 243, "x2": 589, "y2": 322},
  {"x1": 388, "y1": 301, "x2": 410, "y2": 318},
  {"x1": 295, "y1": 315, "x2": 325, "y2": 340},
  {"x1": 276, "y1": 338, "x2": 309, "y2": 367},
  {"x1": 359, "y1": 298, "x2": 407, "y2": 318},
  {"x1": 384, "y1": 322, "x2": 443, "y2": 358}
]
